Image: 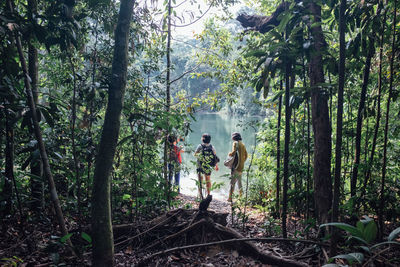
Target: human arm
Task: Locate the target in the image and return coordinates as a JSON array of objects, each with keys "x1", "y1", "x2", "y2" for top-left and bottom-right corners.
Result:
[
  {"x1": 194, "y1": 144, "x2": 202, "y2": 157},
  {"x1": 211, "y1": 146, "x2": 219, "y2": 171},
  {"x1": 228, "y1": 141, "x2": 238, "y2": 157}
]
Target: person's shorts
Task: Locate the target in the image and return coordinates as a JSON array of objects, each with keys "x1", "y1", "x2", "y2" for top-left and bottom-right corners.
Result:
[{"x1": 197, "y1": 167, "x2": 212, "y2": 176}]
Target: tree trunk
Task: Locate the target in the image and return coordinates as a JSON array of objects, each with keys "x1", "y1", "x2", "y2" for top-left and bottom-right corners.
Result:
[
  {"x1": 86, "y1": 21, "x2": 100, "y2": 203},
  {"x1": 351, "y1": 44, "x2": 371, "y2": 197},
  {"x1": 331, "y1": 0, "x2": 346, "y2": 255},
  {"x1": 163, "y1": 0, "x2": 172, "y2": 205},
  {"x1": 302, "y1": 56, "x2": 312, "y2": 222},
  {"x1": 276, "y1": 90, "x2": 282, "y2": 218},
  {"x1": 306, "y1": 97, "x2": 311, "y2": 221},
  {"x1": 351, "y1": 6, "x2": 379, "y2": 197},
  {"x1": 4, "y1": 110, "x2": 14, "y2": 216},
  {"x1": 362, "y1": 8, "x2": 387, "y2": 205},
  {"x1": 379, "y1": 1, "x2": 396, "y2": 240},
  {"x1": 309, "y1": 2, "x2": 332, "y2": 225},
  {"x1": 91, "y1": 1, "x2": 134, "y2": 266},
  {"x1": 8, "y1": 0, "x2": 73, "y2": 251},
  {"x1": 282, "y1": 62, "x2": 291, "y2": 238},
  {"x1": 69, "y1": 54, "x2": 81, "y2": 215},
  {"x1": 28, "y1": 0, "x2": 44, "y2": 213}
]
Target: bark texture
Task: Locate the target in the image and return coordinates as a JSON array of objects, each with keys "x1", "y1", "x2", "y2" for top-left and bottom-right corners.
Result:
[
  {"x1": 331, "y1": 0, "x2": 346, "y2": 255},
  {"x1": 308, "y1": 3, "x2": 332, "y2": 225},
  {"x1": 91, "y1": 0, "x2": 134, "y2": 266}
]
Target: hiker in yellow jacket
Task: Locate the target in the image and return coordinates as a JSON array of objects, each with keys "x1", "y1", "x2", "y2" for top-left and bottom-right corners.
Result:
[{"x1": 227, "y1": 132, "x2": 248, "y2": 202}]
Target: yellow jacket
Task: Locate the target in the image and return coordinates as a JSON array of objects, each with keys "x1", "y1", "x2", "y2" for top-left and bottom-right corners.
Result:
[{"x1": 228, "y1": 141, "x2": 248, "y2": 172}]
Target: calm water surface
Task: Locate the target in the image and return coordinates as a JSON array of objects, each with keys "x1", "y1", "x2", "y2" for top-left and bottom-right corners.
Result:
[{"x1": 179, "y1": 113, "x2": 259, "y2": 200}]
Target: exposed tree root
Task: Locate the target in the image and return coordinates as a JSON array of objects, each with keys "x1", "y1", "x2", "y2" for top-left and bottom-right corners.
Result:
[{"x1": 115, "y1": 198, "x2": 310, "y2": 266}]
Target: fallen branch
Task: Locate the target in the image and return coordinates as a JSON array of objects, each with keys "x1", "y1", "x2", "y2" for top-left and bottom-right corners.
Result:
[
  {"x1": 144, "y1": 218, "x2": 208, "y2": 251},
  {"x1": 114, "y1": 208, "x2": 184, "y2": 247}
]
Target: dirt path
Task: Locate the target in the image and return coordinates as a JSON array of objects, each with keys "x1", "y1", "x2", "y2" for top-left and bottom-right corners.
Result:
[{"x1": 176, "y1": 194, "x2": 232, "y2": 214}]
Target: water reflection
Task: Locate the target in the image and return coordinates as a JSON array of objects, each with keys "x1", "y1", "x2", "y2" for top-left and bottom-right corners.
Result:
[{"x1": 180, "y1": 113, "x2": 259, "y2": 200}]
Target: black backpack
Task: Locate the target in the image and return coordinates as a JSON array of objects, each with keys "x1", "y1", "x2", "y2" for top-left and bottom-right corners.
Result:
[{"x1": 200, "y1": 144, "x2": 220, "y2": 167}]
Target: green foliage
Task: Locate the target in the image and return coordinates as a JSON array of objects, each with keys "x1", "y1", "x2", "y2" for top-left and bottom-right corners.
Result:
[
  {"x1": 1, "y1": 0, "x2": 400, "y2": 265},
  {"x1": 321, "y1": 218, "x2": 400, "y2": 266},
  {"x1": 0, "y1": 257, "x2": 23, "y2": 267}
]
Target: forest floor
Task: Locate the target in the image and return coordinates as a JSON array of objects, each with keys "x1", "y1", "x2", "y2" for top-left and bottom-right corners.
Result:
[{"x1": 1, "y1": 194, "x2": 399, "y2": 266}]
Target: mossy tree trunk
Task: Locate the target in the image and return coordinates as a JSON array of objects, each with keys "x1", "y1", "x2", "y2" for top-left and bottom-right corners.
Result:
[{"x1": 91, "y1": 0, "x2": 134, "y2": 266}]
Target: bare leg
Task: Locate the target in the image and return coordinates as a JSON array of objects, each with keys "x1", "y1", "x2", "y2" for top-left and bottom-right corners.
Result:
[
  {"x1": 197, "y1": 173, "x2": 204, "y2": 199},
  {"x1": 205, "y1": 175, "x2": 211, "y2": 195},
  {"x1": 237, "y1": 171, "x2": 243, "y2": 196},
  {"x1": 228, "y1": 170, "x2": 238, "y2": 201}
]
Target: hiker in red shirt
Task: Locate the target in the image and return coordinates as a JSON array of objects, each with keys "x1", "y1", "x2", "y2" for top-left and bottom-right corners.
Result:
[{"x1": 168, "y1": 135, "x2": 183, "y2": 193}]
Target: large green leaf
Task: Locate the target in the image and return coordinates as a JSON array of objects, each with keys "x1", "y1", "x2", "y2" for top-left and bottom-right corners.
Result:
[
  {"x1": 363, "y1": 220, "x2": 377, "y2": 243},
  {"x1": 320, "y1": 222, "x2": 363, "y2": 238}
]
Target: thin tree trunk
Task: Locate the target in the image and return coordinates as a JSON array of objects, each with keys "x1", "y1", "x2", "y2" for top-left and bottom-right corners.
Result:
[
  {"x1": 4, "y1": 110, "x2": 15, "y2": 216},
  {"x1": 379, "y1": 0, "x2": 396, "y2": 240},
  {"x1": 293, "y1": 107, "x2": 297, "y2": 193},
  {"x1": 129, "y1": 122, "x2": 137, "y2": 221},
  {"x1": 28, "y1": 0, "x2": 44, "y2": 213},
  {"x1": 86, "y1": 21, "x2": 99, "y2": 203},
  {"x1": 282, "y1": 62, "x2": 291, "y2": 238},
  {"x1": 8, "y1": 0, "x2": 73, "y2": 250},
  {"x1": 69, "y1": 55, "x2": 81, "y2": 215},
  {"x1": 309, "y1": 2, "x2": 332, "y2": 225},
  {"x1": 351, "y1": 34, "x2": 377, "y2": 197},
  {"x1": 276, "y1": 89, "x2": 282, "y2": 218},
  {"x1": 302, "y1": 55, "x2": 312, "y2": 222},
  {"x1": 362, "y1": 7, "x2": 387, "y2": 204},
  {"x1": 331, "y1": 0, "x2": 346, "y2": 255},
  {"x1": 306, "y1": 97, "x2": 311, "y2": 221},
  {"x1": 91, "y1": 1, "x2": 134, "y2": 265},
  {"x1": 164, "y1": 0, "x2": 172, "y2": 206}
]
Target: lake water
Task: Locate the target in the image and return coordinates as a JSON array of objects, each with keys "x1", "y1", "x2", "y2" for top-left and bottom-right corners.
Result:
[{"x1": 179, "y1": 113, "x2": 259, "y2": 200}]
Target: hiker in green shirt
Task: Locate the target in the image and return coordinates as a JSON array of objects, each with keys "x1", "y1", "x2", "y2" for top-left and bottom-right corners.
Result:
[{"x1": 227, "y1": 132, "x2": 248, "y2": 202}]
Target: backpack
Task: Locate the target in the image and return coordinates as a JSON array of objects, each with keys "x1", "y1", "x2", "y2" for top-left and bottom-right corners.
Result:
[{"x1": 200, "y1": 144, "x2": 220, "y2": 167}]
